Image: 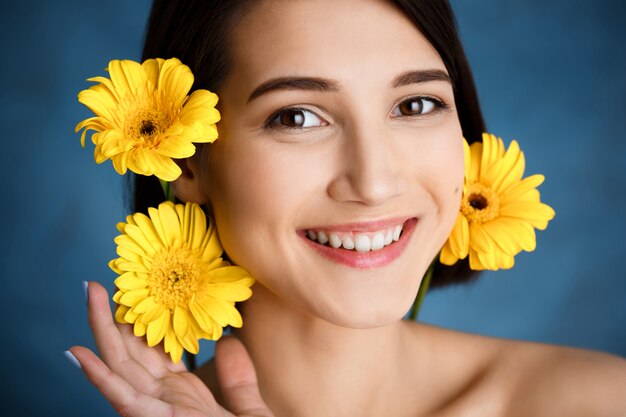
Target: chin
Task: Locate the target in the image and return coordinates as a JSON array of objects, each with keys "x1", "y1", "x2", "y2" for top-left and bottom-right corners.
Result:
[{"x1": 311, "y1": 288, "x2": 417, "y2": 329}]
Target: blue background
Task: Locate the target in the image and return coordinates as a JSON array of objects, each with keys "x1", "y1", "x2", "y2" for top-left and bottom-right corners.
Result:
[{"x1": 1, "y1": 0, "x2": 624, "y2": 415}]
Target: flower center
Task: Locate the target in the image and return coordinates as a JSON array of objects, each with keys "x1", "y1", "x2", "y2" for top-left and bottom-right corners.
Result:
[
  {"x1": 139, "y1": 120, "x2": 157, "y2": 136},
  {"x1": 149, "y1": 247, "x2": 203, "y2": 309},
  {"x1": 461, "y1": 182, "x2": 500, "y2": 223},
  {"x1": 469, "y1": 194, "x2": 488, "y2": 210},
  {"x1": 125, "y1": 109, "x2": 170, "y2": 147}
]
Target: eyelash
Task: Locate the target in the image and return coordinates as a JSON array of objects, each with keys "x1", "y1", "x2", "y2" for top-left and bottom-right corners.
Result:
[
  {"x1": 391, "y1": 96, "x2": 449, "y2": 118},
  {"x1": 264, "y1": 106, "x2": 327, "y2": 131},
  {"x1": 263, "y1": 96, "x2": 449, "y2": 131}
]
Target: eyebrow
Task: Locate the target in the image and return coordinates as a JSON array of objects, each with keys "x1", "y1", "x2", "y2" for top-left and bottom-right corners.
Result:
[
  {"x1": 248, "y1": 77, "x2": 339, "y2": 103},
  {"x1": 392, "y1": 69, "x2": 451, "y2": 88},
  {"x1": 247, "y1": 69, "x2": 451, "y2": 103}
]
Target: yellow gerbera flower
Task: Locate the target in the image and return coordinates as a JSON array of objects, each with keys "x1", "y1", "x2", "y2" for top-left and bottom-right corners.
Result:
[
  {"x1": 110, "y1": 201, "x2": 254, "y2": 363},
  {"x1": 75, "y1": 58, "x2": 220, "y2": 181},
  {"x1": 440, "y1": 133, "x2": 555, "y2": 270}
]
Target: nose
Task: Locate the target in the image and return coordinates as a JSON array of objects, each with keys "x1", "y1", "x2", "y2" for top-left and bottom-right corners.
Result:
[{"x1": 327, "y1": 122, "x2": 407, "y2": 206}]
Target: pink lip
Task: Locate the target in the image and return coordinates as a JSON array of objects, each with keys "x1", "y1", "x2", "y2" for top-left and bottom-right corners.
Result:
[{"x1": 299, "y1": 218, "x2": 418, "y2": 269}]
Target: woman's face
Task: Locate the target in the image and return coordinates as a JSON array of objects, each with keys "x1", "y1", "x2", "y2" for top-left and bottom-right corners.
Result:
[{"x1": 190, "y1": 0, "x2": 464, "y2": 327}]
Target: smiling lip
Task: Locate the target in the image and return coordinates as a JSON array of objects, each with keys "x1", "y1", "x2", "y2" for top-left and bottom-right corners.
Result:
[{"x1": 299, "y1": 217, "x2": 418, "y2": 269}]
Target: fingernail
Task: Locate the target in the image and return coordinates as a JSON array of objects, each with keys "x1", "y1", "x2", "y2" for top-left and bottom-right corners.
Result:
[
  {"x1": 64, "y1": 350, "x2": 81, "y2": 369},
  {"x1": 82, "y1": 281, "x2": 89, "y2": 305}
]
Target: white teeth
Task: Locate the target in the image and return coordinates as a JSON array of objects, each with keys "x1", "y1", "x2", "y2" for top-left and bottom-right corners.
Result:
[
  {"x1": 371, "y1": 232, "x2": 385, "y2": 250},
  {"x1": 342, "y1": 236, "x2": 355, "y2": 250},
  {"x1": 305, "y1": 222, "x2": 407, "y2": 251},
  {"x1": 393, "y1": 225, "x2": 402, "y2": 241},
  {"x1": 384, "y1": 229, "x2": 393, "y2": 245},
  {"x1": 328, "y1": 233, "x2": 342, "y2": 248},
  {"x1": 354, "y1": 235, "x2": 372, "y2": 252}
]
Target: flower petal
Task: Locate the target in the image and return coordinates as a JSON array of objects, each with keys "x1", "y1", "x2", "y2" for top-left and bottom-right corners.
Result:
[
  {"x1": 114, "y1": 272, "x2": 147, "y2": 291},
  {"x1": 440, "y1": 241, "x2": 459, "y2": 265},
  {"x1": 481, "y1": 221, "x2": 522, "y2": 256},
  {"x1": 173, "y1": 306, "x2": 189, "y2": 338},
  {"x1": 130, "y1": 212, "x2": 163, "y2": 252},
  {"x1": 141, "y1": 58, "x2": 163, "y2": 88},
  {"x1": 115, "y1": 305, "x2": 130, "y2": 324},
  {"x1": 447, "y1": 214, "x2": 469, "y2": 260},
  {"x1": 158, "y1": 58, "x2": 194, "y2": 110},
  {"x1": 207, "y1": 266, "x2": 252, "y2": 284},
  {"x1": 115, "y1": 259, "x2": 149, "y2": 273},
  {"x1": 495, "y1": 218, "x2": 537, "y2": 252},
  {"x1": 146, "y1": 309, "x2": 170, "y2": 347},
  {"x1": 119, "y1": 288, "x2": 150, "y2": 307},
  {"x1": 492, "y1": 140, "x2": 525, "y2": 192},
  {"x1": 209, "y1": 283, "x2": 253, "y2": 302},
  {"x1": 164, "y1": 327, "x2": 184, "y2": 363},
  {"x1": 468, "y1": 142, "x2": 483, "y2": 182},
  {"x1": 499, "y1": 201, "x2": 556, "y2": 230},
  {"x1": 158, "y1": 201, "x2": 182, "y2": 247},
  {"x1": 189, "y1": 299, "x2": 221, "y2": 332},
  {"x1": 107, "y1": 60, "x2": 143, "y2": 98},
  {"x1": 157, "y1": 133, "x2": 197, "y2": 159},
  {"x1": 468, "y1": 222, "x2": 493, "y2": 254},
  {"x1": 134, "y1": 321, "x2": 147, "y2": 337}
]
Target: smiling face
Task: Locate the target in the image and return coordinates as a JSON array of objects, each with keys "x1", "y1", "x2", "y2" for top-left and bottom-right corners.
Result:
[{"x1": 183, "y1": 0, "x2": 464, "y2": 327}]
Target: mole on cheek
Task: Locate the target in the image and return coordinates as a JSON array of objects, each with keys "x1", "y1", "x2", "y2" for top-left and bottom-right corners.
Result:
[{"x1": 454, "y1": 186, "x2": 460, "y2": 195}]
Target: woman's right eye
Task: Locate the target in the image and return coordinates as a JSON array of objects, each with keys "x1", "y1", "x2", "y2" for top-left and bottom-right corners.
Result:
[{"x1": 266, "y1": 108, "x2": 328, "y2": 130}]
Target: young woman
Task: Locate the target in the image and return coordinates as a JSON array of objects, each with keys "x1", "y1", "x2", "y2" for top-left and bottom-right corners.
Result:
[{"x1": 69, "y1": 0, "x2": 626, "y2": 415}]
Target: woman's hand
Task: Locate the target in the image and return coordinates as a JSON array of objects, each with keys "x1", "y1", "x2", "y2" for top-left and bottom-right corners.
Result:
[{"x1": 68, "y1": 282, "x2": 273, "y2": 417}]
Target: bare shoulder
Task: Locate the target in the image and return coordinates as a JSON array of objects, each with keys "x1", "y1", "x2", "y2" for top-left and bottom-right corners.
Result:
[
  {"x1": 499, "y1": 340, "x2": 626, "y2": 416},
  {"x1": 404, "y1": 322, "x2": 626, "y2": 417}
]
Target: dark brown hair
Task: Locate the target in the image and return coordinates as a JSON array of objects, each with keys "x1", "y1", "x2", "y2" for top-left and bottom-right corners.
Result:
[{"x1": 135, "y1": 0, "x2": 485, "y2": 288}]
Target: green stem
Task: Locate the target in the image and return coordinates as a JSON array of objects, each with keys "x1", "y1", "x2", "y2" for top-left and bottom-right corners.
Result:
[
  {"x1": 408, "y1": 260, "x2": 435, "y2": 321},
  {"x1": 159, "y1": 179, "x2": 175, "y2": 203}
]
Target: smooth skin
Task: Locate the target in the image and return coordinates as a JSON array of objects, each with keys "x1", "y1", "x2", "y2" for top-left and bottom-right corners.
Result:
[{"x1": 70, "y1": 0, "x2": 626, "y2": 416}]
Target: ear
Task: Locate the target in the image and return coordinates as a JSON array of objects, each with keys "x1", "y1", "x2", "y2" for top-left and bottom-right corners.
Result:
[{"x1": 170, "y1": 153, "x2": 209, "y2": 204}]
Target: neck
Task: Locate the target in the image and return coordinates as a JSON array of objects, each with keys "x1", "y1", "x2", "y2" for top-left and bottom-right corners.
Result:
[{"x1": 234, "y1": 284, "x2": 429, "y2": 417}]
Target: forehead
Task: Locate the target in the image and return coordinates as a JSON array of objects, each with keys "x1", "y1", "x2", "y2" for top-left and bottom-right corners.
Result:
[{"x1": 228, "y1": 0, "x2": 446, "y2": 86}]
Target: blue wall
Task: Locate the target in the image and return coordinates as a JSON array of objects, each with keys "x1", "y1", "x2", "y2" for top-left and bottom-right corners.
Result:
[{"x1": 0, "y1": 1, "x2": 624, "y2": 415}]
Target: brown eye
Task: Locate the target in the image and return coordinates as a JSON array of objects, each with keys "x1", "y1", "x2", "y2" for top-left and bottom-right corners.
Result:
[
  {"x1": 269, "y1": 108, "x2": 326, "y2": 129},
  {"x1": 280, "y1": 109, "x2": 305, "y2": 127},
  {"x1": 393, "y1": 97, "x2": 437, "y2": 117}
]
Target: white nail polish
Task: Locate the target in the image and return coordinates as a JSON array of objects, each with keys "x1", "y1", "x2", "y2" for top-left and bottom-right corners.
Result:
[
  {"x1": 82, "y1": 281, "x2": 89, "y2": 305},
  {"x1": 64, "y1": 350, "x2": 81, "y2": 369}
]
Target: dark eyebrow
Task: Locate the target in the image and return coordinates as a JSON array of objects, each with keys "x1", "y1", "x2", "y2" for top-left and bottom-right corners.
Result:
[
  {"x1": 392, "y1": 69, "x2": 451, "y2": 88},
  {"x1": 248, "y1": 77, "x2": 340, "y2": 103},
  {"x1": 247, "y1": 70, "x2": 450, "y2": 103}
]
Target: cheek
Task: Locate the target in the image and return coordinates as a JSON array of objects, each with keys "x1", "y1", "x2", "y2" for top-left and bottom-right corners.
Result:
[
  {"x1": 201, "y1": 139, "x2": 313, "y2": 274},
  {"x1": 415, "y1": 124, "x2": 464, "y2": 239},
  {"x1": 438, "y1": 142, "x2": 464, "y2": 213},
  {"x1": 441, "y1": 139, "x2": 465, "y2": 232}
]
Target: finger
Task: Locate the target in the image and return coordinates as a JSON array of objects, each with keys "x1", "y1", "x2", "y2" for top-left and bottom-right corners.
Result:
[
  {"x1": 216, "y1": 336, "x2": 273, "y2": 417},
  {"x1": 158, "y1": 372, "x2": 223, "y2": 415},
  {"x1": 69, "y1": 346, "x2": 174, "y2": 417},
  {"x1": 87, "y1": 281, "x2": 161, "y2": 392},
  {"x1": 87, "y1": 281, "x2": 134, "y2": 363},
  {"x1": 116, "y1": 320, "x2": 186, "y2": 376}
]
